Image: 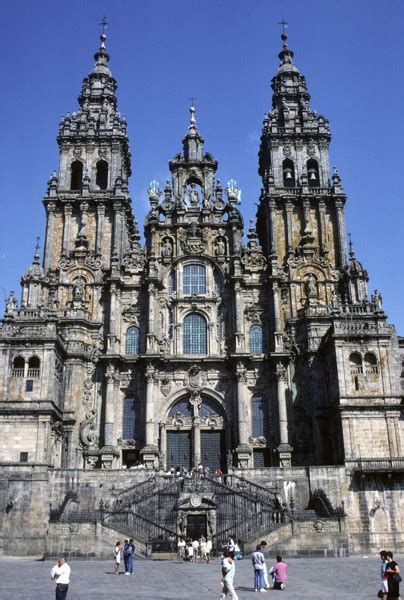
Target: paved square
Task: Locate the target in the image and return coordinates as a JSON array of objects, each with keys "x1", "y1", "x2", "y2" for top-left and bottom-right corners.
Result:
[{"x1": 0, "y1": 554, "x2": 401, "y2": 599}]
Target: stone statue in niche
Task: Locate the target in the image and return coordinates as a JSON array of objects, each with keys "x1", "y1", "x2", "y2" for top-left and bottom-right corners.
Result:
[
  {"x1": 73, "y1": 278, "x2": 85, "y2": 300},
  {"x1": 188, "y1": 184, "x2": 199, "y2": 208},
  {"x1": 372, "y1": 289, "x2": 383, "y2": 312},
  {"x1": 215, "y1": 237, "x2": 226, "y2": 257},
  {"x1": 162, "y1": 238, "x2": 173, "y2": 258},
  {"x1": 5, "y1": 292, "x2": 18, "y2": 316},
  {"x1": 306, "y1": 274, "x2": 317, "y2": 297}
]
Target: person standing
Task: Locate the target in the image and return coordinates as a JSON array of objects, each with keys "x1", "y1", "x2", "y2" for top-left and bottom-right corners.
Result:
[
  {"x1": 126, "y1": 538, "x2": 135, "y2": 575},
  {"x1": 205, "y1": 538, "x2": 212, "y2": 564},
  {"x1": 251, "y1": 545, "x2": 266, "y2": 592},
  {"x1": 380, "y1": 550, "x2": 389, "y2": 600},
  {"x1": 178, "y1": 537, "x2": 186, "y2": 563},
  {"x1": 260, "y1": 541, "x2": 270, "y2": 589},
  {"x1": 192, "y1": 538, "x2": 200, "y2": 562},
  {"x1": 114, "y1": 540, "x2": 122, "y2": 575},
  {"x1": 123, "y1": 539, "x2": 129, "y2": 574},
  {"x1": 51, "y1": 556, "x2": 71, "y2": 600},
  {"x1": 385, "y1": 551, "x2": 401, "y2": 600},
  {"x1": 270, "y1": 555, "x2": 288, "y2": 590},
  {"x1": 221, "y1": 550, "x2": 239, "y2": 599}
]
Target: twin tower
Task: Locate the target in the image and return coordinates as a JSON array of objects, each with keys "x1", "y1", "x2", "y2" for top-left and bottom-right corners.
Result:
[{"x1": 0, "y1": 31, "x2": 401, "y2": 481}]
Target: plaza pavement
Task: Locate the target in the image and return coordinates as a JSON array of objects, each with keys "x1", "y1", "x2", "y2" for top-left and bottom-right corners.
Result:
[{"x1": 0, "y1": 554, "x2": 401, "y2": 599}]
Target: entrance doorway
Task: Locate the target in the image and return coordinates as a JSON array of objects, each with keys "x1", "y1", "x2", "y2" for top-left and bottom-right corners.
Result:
[
  {"x1": 167, "y1": 431, "x2": 192, "y2": 470},
  {"x1": 201, "y1": 430, "x2": 225, "y2": 471},
  {"x1": 186, "y1": 513, "x2": 207, "y2": 540}
]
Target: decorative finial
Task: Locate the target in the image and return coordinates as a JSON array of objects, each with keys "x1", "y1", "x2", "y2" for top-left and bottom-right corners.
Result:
[
  {"x1": 189, "y1": 97, "x2": 197, "y2": 126},
  {"x1": 279, "y1": 18, "x2": 288, "y2": 46},
  {"x1": 348, "y1": 233, "x2": 355, "y2": 257},
  {"x1": 99, "y1": 16, "x2": 108, "y2": 47},
  {"x1": 34, "y1": 237, "x2": 40, "y2": 263}
]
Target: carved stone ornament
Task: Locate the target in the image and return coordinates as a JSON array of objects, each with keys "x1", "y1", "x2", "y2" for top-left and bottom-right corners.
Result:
[
  {"x1": 58, "y1": 256, "x2": 77, "y2": 271},
  {"x1": 249, "y1": 436, "x2": 268, "y2": 447},
  {"x1": 307, "y1": 144, "x2": 316, "y2": 157},
  {"x1": 166, "y1": 414, "x2": 193, "y2": 429},
  {"x1": 121, "y1": 249, "x2": 146, "y2": 272},
  {"x1": 160, "y1": 378, "x2": 172, "y2": 397},
  {"x1": 85, "y1": 253, "x2": 102, "y2": 271},
  {"x1": 179, "y1": 224, "x2": 207, "y2": 254},
  {"x1": 122, "y1": 304, "x2": 140, "y2": 324},
  {"x1": 190, "y1": 493, "x2": 202, "y2": 508},
  {"x1": 244, "y1": 304, "x2": 263, "y2": 323},
  {"x1": 199, "y1": 415, "x2": 224, "y2": 429},
  {"x1": 241, "y1": 247, "x2": 266, "y2": 272},
  {"x1": 283, "y1": 145, "x2": 292, "y2": 157},
  {"x1": 186, "y1": 365, "x2": 207, "y2": 391},
  {"x1": 79, "y1": 364, "x2": 98, "y2": 449}
]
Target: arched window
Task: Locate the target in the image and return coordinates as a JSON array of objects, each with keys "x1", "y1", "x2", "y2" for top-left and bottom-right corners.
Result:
[
  {"x1": 282, "y1": 159, "x2": 295, "y2": 187},
  {"x1": 125, "y1": 326, "x2": 140, "y2": 355},
  {"x1": 96, "y1": 160, "x2": 108, "y2": 190},
  {"x1": 307, "y1": 159, "x2": 320, "y2": 188},
  {"x1": 199, "y1": 397, "x2": 224, "y2": 417},
  {"x1": 70, "y1": 160, "x2": 83, "y2": 190},
  {"x1": 250, "y1": 324, "x2": 263, "y2": 354},
  {"x1": 252, "y1": 394, "x2": 269, "y2": 438},
  {"x1": 214, "y1": 271, "x2": 222, "y2": 294},
  {"x1": 168, "y1": 397, "x2": 192, "y2": 417},
  {"x1": 349, "y1": 353, "x2": 363, "y2": 374},
  {"x1": 364, "y1": 352, "x2": 378, "y2": 374},
  {"x1": 183, "y1": 313, "x2": 207, "y2": 354},
  {"x1": 168, "y1": 271, "x2": 176, "y2": 296},
  {"x1": 122, "y1": 396, "x2": 141, "y2": 440},
  {"x1": 28, "y1": 356, "x2": 40, "y2": 378},
  {"x1": 183, "y1": 264, "x2": 206, "y2": 295},
  {"x1": 12, "y1": 356, "x2": 25, "y2": 378}
]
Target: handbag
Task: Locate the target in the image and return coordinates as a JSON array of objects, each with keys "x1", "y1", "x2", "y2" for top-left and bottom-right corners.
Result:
[
  {"x1": 377, "y1": 590, "x2": 384, "y2": 598},
  {"x1": 392, "y1": 573, "x2": 402, "y2": 583}
]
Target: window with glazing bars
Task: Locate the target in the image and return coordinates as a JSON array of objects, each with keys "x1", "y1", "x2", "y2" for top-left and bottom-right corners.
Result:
[
  {"x1": 183, "y1": 264, "x2": 206, "y2": 295},
  {"x1": 125, "y1": 326, "x2": 140, "y2": 354},
  {"x1": 250, "y1": 324, "x2": 263, "y2": 353},
  {"x1": 122, "y1": 396, "x2": 141, "y2": 440},
  {"x1": 252, "y1": 394, "x2": 269, "y2": 438},
  {"x1": 183, "y1": 313, "x2": 207, "y2": 354},
  {"x1": 169, "y1": 271, "x2": 176, "y2": 296}
]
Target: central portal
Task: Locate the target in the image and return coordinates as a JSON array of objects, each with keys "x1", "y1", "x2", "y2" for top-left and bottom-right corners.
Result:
[
  {"x1": 186, "y1": 513, "x2": 207, "y2": 540},
  {"x1": 167, "y1": 431, "x2": 192, "y2": 470},
  {"x1": 201, "y1": 430, "x2": 225, "y2": 471}
]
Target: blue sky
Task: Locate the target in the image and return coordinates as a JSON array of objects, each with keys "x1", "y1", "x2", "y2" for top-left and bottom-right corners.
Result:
[{"x1": 1, "y1": 0, "x2": 403, "y2": 333}]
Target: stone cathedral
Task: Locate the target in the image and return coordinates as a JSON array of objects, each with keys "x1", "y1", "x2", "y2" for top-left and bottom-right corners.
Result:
[{"x1": 0, "y1": 31, "x2": 403, "y2": 557}]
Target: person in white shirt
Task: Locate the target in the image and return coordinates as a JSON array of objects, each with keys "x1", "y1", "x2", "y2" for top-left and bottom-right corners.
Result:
[
  {"x1": 192, "y1": 538, "x2": 200, "y2": 562},
  {"x1": 51, "y1": 556, "x2": 71, "y2": 600}
]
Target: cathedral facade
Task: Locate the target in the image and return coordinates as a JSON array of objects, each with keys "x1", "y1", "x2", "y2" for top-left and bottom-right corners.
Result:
[{"x1": 0, "y1": 31, "x2": 403, "y2": 556}]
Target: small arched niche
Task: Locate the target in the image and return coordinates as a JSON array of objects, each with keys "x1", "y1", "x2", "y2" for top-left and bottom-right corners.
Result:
[
  {"x1": 70, "y1": 160, "x2": 83, "y2": 190},
  {"x1": 282, "y1": 159, "x2": 295, "y2": 187},
  {"x1": 96, "y1": 160, "x2": 108, "y2": 190},
  {"x1": 307, "y1": 159, "x2": 320, "y2": 188}
]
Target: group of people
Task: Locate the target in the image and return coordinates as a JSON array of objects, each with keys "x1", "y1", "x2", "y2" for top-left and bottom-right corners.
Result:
[
  {"x1": 114, "y1": 539, "x2": 136, "y2": 575},
  {"x1": 379, "y1": 550, "x2": 401, "y2": 600},
  {"x1": 177, "y1": 535, "x2": 213, "y2": 562},
  {"x1": 220, "y1": 541, "x2": 288, "y2": 599}
]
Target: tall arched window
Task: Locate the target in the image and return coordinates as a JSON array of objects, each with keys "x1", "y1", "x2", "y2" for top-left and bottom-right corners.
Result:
[
  {"x1": 252, "y1": 394, "x2": 269, "y2": 438},
  {"x1": 96, "y1": 160, "x2": 108, "y2": 190},
  {"x1": 282, "y1": 159, "x2": 295, "y2": 187},
  {"x1": 183, "y1": 313, "x2": 207, "y2": 354},
  {"x1": 70, "y1": 160, "x2": 83, "y2": 190},
  {"x1": 122, "y1": 396, "x2": 141, "y2": 440},
  {"x1": 28, "y1": 356, "x2": 40, "y2": 378},
  {"x1": 12, "y1": 356, "x2": 25, "y2": 378},
  {"x1": 250, "y1": 324, "x2": 263, "y2": 353},
  {"x1": 125, "y1": 326, "x2": 140, "y2": 354},
  {"x1": 349, "y1": 352, "x2": 363, "y2": 374},
  {"x1": 364, "y1": 352, "x2": 378, "y2": 374},
  {"x1": 183, "y1": 264, "x2": 206, "y2": 295},
  {"x1": 168, "y1": 271, "x2": 176, "y2": 296},
  {"x1": 307, "y1": 159, "x2": 320, "y2": 188}
]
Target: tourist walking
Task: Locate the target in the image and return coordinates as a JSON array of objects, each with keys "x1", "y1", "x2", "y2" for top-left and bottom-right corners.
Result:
[
  {"x1": 205, "y1": 538, "x2": 212, "y2": 563},
  {"x1": 178, "y1": 537, "x2": 186, "y2": 563},
  {"x1": 126, "y1": 538, "x2": 135, "y2": 575},
  {"x1": 114, "y1": 540, "x2": 122, "y2": 575},
  {"x1": 214, "y1": 467, "x2": 223, "y2": 484},
  {"x1": 51, "y1": 556, "x2": 71, "y2": 600},
  {"x1": 385, "y1": 551, "x2": 401, "y2": 600},
  {"x1": 220, "y1": 550, "x2": 239, "y2": 599},
  {"x1": 379, "y1": 550, "x2": 389, "y2": 599},
  {"x1": 251, "y1": 545, "x2": 266, "y2": 592},
  {"x1": 270, "y1": 555, "x2": 288, "y2": 590},
  {"x1": 123, "y1": 539, "x2": 129, "y2": 574},
  {"x1": 192, "y1": 538, "x2": 200, "y2": 562}
]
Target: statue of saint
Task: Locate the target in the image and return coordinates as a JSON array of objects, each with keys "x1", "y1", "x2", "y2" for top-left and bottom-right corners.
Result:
[
  {"x1": 215, "y1": 238, "x2": 226, "y2": 256},
  {"x1": 73, "y1": 278, "x2": 85, "y2": 300},
  {"x1": 188, "y1": 184, "x2": 199, "y2": 208},
  {"x1": 162, "y1": 239, "x2": 173, "y2": 258}
]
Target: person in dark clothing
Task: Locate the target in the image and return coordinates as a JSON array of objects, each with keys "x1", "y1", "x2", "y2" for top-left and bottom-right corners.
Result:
[{"x1": 385, "y1": 551, "x2": 401, "y2": 600}]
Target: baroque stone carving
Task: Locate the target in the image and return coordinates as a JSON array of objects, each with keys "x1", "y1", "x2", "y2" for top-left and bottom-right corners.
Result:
[{"x1": 79, "y1": 364, "x2": 98, "y2": 449}]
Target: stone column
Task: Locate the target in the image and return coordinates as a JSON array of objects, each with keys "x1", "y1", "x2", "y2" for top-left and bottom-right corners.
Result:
[
  {"x1": 147, "y1": 284, "x2": 156, "y2": 353},
  {"x1": 141, "y1": 365, "x2": 159, "y2": 468},
  {"x1": 234, "y1": 282, "x2": 244, "y2": 352},
  {"x1": 335, "y1": 199, "x2": 347, "y2": 268},
  {"x1": 193, "y1": 417, "x2": 201, "y2": 467},
  {"x1": 267, "y1": 198, "x2": 276, "y2": 257},
  {"x1": 44, "y1": 202, "x2": 57, "y2": 271},
  {"x1": 275, "y1": 363, "x2": 292, "y2": 467},
  {"x1": 107, "y1": 283, "x2": 118, "y2": 353},
  {"x1": 62, "y1": 203, "x2": 72, "y2": 255},
  {"x1": 112, "y1": 201, "x2": 122, "y2": 259},
  {"x1": 272, "y1": 281, "x2": 283, "y2": 351},
  {"x1": 302, "y1": 199, "x2": 311, "y2": 234},
  {"x1": 317, "y1": 200, "x2": 328, "y2": 255},
  {"x1": 96, "y1": 203, "x2": 105, "y2": 256},
  {"x1": 159, "y1": 423, "x2": 167, "y2": 470},
  {"x1": 100, "y1": 365, "x2": 119, "y2": 469},
  {"x1": 235, "y1": 362, "x2": 251, "y2": 468},
  {"x1": 285, "y1": 201, "x2": 294, "y2": 257}
]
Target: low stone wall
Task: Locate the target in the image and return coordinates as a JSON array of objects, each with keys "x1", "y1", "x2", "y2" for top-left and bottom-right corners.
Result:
[{"x1": 46, "y1": 521, "x2": 147, "y2": 559}]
